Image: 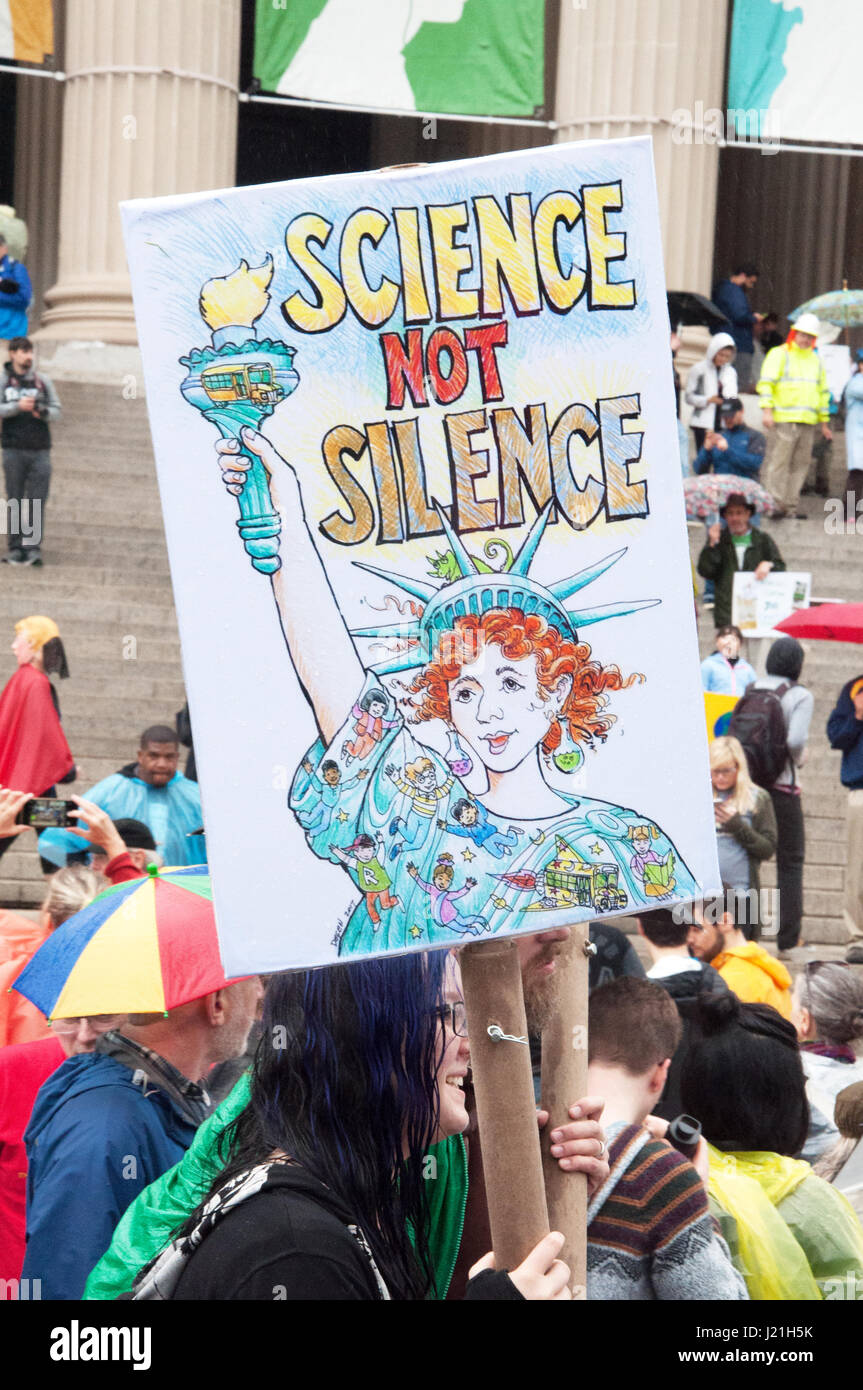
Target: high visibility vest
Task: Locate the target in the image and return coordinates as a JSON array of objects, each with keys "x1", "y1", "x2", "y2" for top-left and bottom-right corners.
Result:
[{"x1": 756, "y1": 345, "x2": 830, "y2": 425}]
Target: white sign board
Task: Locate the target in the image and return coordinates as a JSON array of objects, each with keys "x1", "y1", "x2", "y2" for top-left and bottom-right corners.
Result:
[
  {"x1": 122, "y1": 137, "x2": 721, "y2": 973},
  {"x1": 733, "y1": 570, "x2": 812, "y2": 639}
]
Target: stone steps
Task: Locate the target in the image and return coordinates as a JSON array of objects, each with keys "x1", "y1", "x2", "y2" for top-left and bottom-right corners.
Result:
[
  {"x1": 0, "y1": 570, "x2": 173, "y2": 595},
  {"x1": 760, "y1": 863, "x2": 844, "y2": 891},
  {"x1": 1, "y1": 378, "x2": 188, "y2": 907},
  {"x1": 0, "y1": 594, "x2": 175, "y2": 627}
]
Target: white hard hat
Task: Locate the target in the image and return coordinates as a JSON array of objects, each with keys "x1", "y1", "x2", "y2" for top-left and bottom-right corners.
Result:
[{"x1": 793, "y1": 312, "x2": 820, "y2": 338}]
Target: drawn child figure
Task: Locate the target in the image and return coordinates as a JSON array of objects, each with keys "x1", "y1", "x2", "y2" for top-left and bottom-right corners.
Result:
[
  {"x1": 219, "y1": 428, "x2": 699, "y2": 958},
  {"x1": 330, "y1": 832, "x2": 399, "y2": 929},
  {"x1": 296, "y1": 758, "x2": 368, "y2": 838},
  {"x1": 406, "y1": 855, "x2": 489, "y2": 938},
  {"x1": 627, "y1": 824, "x2": 676, "y2": 898},
  {"x1": 341, "y1": 688, "x2": 398, "y2": 766},
  {"x1": 439, "y1": 795, "x2": 522, "y2": 861},
  {"x1": 386, "y1": 756, "x2": 453, "y2": 860}
]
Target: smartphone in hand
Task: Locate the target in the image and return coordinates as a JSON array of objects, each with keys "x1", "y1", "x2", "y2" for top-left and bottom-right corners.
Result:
[{"x1": 15, "y1": 797, "x2": 79, "y2": 829}]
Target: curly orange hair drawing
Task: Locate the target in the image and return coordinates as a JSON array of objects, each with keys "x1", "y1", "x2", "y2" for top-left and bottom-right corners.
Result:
[{"x1": 408, "y1": 608, "x2": 643, "y2": 754}]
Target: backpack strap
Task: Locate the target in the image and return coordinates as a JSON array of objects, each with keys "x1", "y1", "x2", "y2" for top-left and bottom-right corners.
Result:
[{"x1": 774, "y1": 681, "x2": 794, "y2": 786}]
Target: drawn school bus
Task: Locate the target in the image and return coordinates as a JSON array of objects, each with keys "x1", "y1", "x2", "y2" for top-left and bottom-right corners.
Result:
[
  {"x1": 200, "y1": 362, "x2": 285, "y2": 408},
  {"x1": 539, "y1": 837, "x2": 628, "y2": 913}
]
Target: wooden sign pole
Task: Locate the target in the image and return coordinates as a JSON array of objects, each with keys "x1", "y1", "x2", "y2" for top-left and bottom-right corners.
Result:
[
  {"x1": 460, "y1": 937, "x2": 549, "y2": 1272},
  {"x1": 540, "y1": 922, "x2": 592, "y2": 1297}
]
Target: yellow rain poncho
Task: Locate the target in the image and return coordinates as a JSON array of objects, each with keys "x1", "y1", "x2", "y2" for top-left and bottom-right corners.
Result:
[{"x1": 707, "y1": 1146, "x2": 863, "y2": 1300}]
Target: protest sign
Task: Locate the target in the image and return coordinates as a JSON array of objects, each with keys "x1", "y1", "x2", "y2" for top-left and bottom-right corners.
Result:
[
  {"x1": 733, "y1": 570, "x2": 811, "y2": 639},
  {"x1": 704, "y1": 692, "x2": 739, "y2": 742},
  {"x1": 818, "y1": 344, "x2": 853, "y2": 404},
  {"x1": 122, "y1": 137, "x2": 720, "y2": 975}
]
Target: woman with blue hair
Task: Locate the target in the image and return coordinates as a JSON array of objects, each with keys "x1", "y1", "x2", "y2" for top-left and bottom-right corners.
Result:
[{"x1": 127, "y1": 952, "x2": 571, "y2": 1301}]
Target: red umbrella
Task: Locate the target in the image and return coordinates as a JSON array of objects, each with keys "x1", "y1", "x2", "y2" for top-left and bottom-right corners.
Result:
[{"x1": 775, "y1": 604, "x2": 863, "y2": 644}]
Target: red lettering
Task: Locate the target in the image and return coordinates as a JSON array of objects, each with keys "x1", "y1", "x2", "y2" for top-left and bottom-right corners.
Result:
[
  {"x1": 380, "y1": 328, "x2": 427, "y2": 410},
  {"x1": 426, "y1": 328, "x2": 469, "y2": 406},
  {"x1": 464, "y1": 322, "x2": 508, "y2": 403}
]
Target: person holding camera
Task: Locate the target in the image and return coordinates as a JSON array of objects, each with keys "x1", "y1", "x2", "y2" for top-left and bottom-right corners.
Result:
[{"x1": 0, "y1": 336, "x2": 61, "y2": 566}]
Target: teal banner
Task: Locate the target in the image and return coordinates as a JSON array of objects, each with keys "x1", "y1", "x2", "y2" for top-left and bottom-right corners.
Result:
[{"x1": 728, "y1": 0, "x2": 863, "y2": 146}]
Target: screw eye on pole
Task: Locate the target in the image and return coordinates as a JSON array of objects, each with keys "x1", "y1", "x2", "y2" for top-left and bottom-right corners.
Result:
[{"x1": 460, "y1": 939, "x2": 550, "y2": 1274}]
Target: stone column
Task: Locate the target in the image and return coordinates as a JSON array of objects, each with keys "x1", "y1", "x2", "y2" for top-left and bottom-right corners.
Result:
[
  {"x1": 38, "y1": 0, "x2": 241, "y2": 344},
  {"x1": 553, "y1": 0, "x2": 730, "y2": 293},
  {"x1": 13, "y1": 69, "x2": 64, "y2": 329}
]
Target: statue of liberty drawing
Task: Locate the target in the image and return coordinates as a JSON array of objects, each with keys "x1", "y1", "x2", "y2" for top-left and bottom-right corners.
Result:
[{"x1": 185, "y1": 259, "x2": 699, "y2": 957}]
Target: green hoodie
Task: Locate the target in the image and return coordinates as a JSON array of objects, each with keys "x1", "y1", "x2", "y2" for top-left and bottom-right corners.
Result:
[{"x1": 84, "y1": 1073, "x2": 468, "y2": 1300}]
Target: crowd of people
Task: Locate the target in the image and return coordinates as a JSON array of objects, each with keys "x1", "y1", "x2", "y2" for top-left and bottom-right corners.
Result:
[
  {"x1": 4, "y1": 751, "x2": 863, "y2": 1301},
  {"x1": 1, "y1": 602, "x2": 863, "y2": 1299},
  {"x1": 0, "y1": 269, "x2": 861, "y2": 1303},
  {"x1": 677, "y1": 265, "x2": 863, "y2": 526}
]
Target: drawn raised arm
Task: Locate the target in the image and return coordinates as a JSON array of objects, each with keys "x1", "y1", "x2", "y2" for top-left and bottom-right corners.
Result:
[{"x1": 216, "y1": 427, "x2": 365, "y2": 745}]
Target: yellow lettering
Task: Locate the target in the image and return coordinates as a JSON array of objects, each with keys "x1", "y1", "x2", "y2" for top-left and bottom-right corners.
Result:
[
  {"x1": 427, "y1": 203, "x2": 479, "y2": 320},
  {"x1": 393, "y1": 207, "x2": 432, "y2": 324},
  {"x1": 339, "y1": 208, "x2": 400, "y2": 328},
  {"x1": 475, "y1": 194, "x2": 541, "y2": 317},
  {"x1": 582, "y1": 183, "x2": 635, "y2": 309},
  {"x1": 282, "y1": 214, "x2": 347, "y2": 333},
  {"x1": 534, "y1": 192, "x2": 586, "y2": 313}
]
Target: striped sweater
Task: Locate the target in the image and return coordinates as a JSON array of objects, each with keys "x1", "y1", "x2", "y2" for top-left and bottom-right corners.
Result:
[{"x1": 587, "y1": 1122, "x2": 747, "y2": 1301}]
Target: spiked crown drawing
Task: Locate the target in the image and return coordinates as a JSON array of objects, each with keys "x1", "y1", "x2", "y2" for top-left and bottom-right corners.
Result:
[{"x1": 351, "y1": 498, "x2": 660, "y2": 676}]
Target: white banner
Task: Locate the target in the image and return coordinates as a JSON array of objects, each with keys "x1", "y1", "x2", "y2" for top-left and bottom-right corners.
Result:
[{"x1": 122, "y1": 138, "x2": 720, "y2": 974}]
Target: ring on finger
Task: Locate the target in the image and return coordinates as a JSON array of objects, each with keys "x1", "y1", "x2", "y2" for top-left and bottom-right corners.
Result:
[{"x1": 597, "y1": 1139, "x2": 607, "y2": 1158}]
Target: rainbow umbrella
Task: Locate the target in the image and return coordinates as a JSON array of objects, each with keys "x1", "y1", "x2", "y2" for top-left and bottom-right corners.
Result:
[{"x1": 12, "y1": 865, "x2": 239, "y2": 1019}]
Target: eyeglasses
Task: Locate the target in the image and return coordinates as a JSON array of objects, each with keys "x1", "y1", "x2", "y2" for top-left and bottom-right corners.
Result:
[
  {"x1": 50, "y1": 1014, "x2": 123, "y2": 1034},
  {"x1": 434, "y1": 1002, "x2": 468, "y2": 1037}
]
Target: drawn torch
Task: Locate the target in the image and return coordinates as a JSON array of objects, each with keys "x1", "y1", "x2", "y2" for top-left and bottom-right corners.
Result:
[{"x1": 179, "y1": 256, "x2": 299, "y2": 574}]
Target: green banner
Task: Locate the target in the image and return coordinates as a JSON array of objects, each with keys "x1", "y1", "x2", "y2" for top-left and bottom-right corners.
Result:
[{"x1": 253, "y1": 0, "x2": 545, "y2": 118}]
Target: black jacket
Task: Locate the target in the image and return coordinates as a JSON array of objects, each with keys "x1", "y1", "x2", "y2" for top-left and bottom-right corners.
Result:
[
  {"x1": 651, "y1": 963, "x2": 730, "y2": 1122},
  {"x1": 170, "y1": 1163, "x2": 521, "y2": 1302},
  {"x1": 0, "y1": 363, "x2": 60, "y2": 449}
]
